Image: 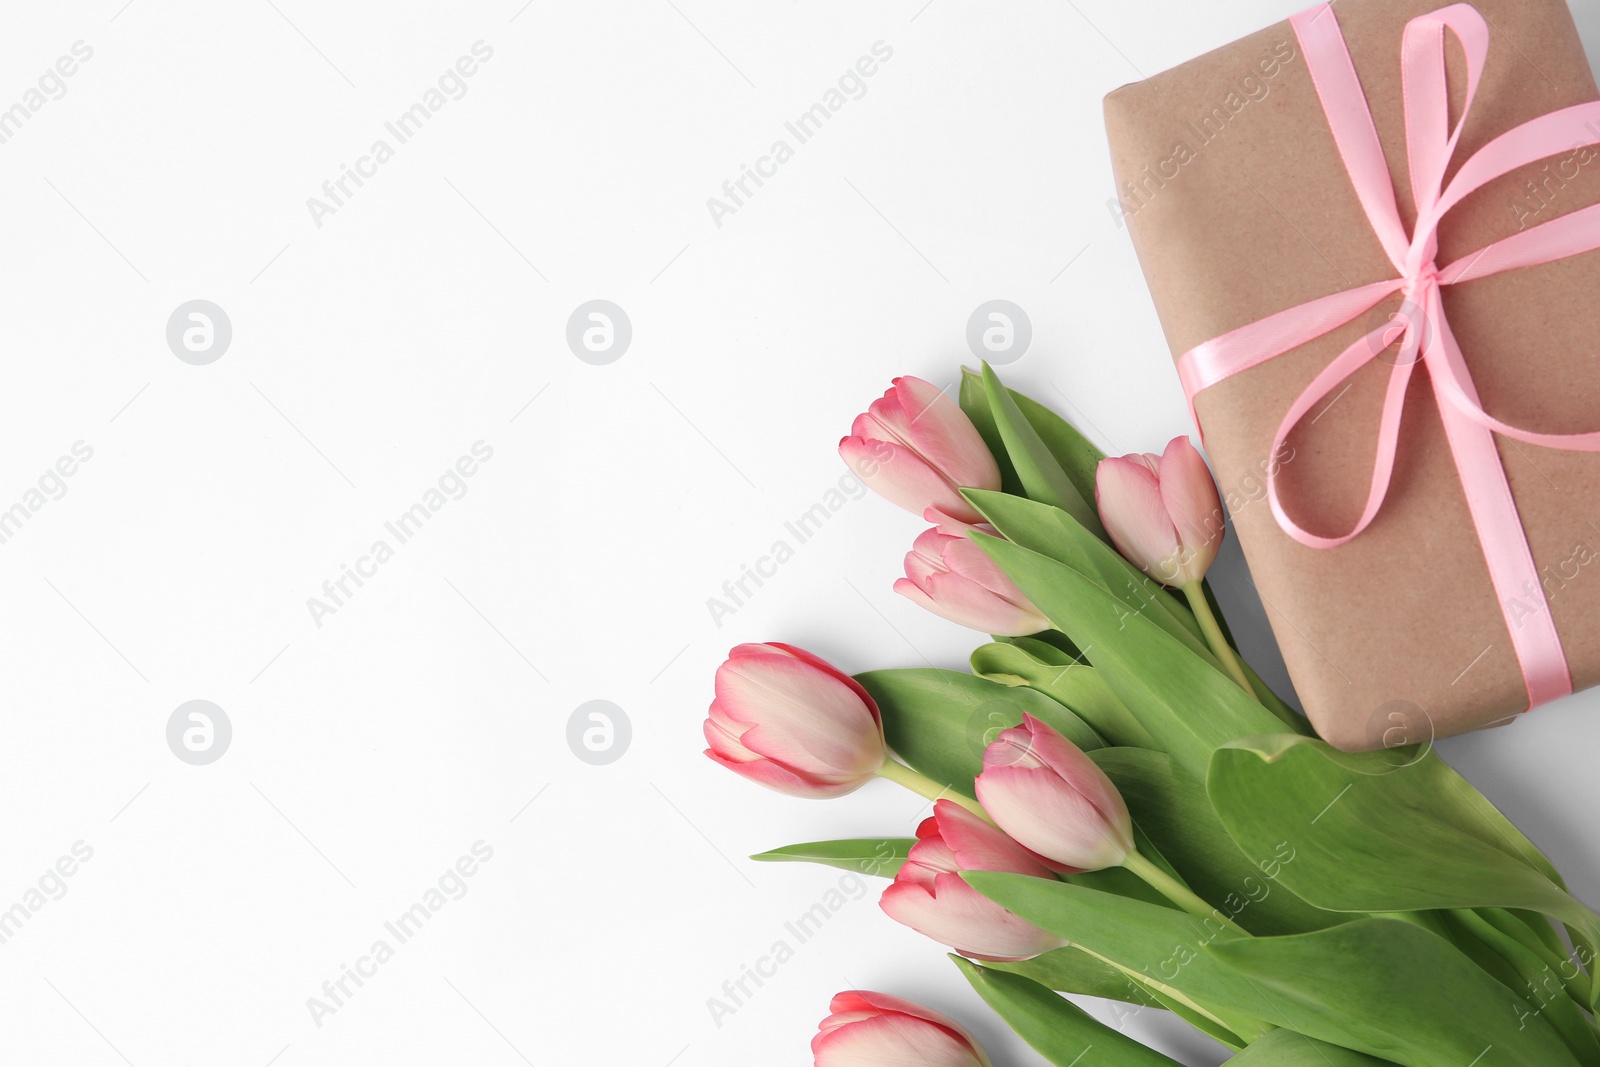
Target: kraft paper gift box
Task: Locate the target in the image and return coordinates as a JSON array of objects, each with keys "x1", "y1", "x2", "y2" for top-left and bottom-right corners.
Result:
[{"x1": 1104, "y1": 0, "x2": 1600, "y2": 748}]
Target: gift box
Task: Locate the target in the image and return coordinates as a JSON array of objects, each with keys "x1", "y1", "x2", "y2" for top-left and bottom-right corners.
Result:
[{"x1": 1104, "y1": 0, "x2": 1600, "y2": 748}]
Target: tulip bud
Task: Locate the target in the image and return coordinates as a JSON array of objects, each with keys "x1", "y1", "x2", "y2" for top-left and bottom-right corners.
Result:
[
  {"x1": 813, "y1": 990, "x2": 994, "y2": 1067},
  {"x1": 704, "y1": 643, "x2": 887, "y2": 799},
  {"x1": 880, "y1": 799, "x2": 1065, "y2": 961},
  {"x1": 1095, "y1": 436, "x2": 1224, "y2": 586},
  {"x1": 840, "y1": 376, "x2": 1001, "y2": 525},
  {"x1": 975, "y1": 714, "x2": 1133, "y2": 872},
  {"x1": 895, "y1": 525, "x2": 1049, "y2": 637}
]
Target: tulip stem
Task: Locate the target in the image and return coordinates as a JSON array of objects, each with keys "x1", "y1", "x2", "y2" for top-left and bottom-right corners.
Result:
[
  {"x1": 877, "y1": 759, "x2": 995, "y2": 824},
  {"x1": 1123, "y1": 849, "x2": 1249, "y2": 935},
  {"x1": 1181, "y1": 581, "x2": 1253, "y2": 694}
]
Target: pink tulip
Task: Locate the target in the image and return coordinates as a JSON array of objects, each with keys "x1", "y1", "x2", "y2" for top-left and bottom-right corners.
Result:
[
  {"x1": 840, "y1": 377, "x2": 1001, "y2": 525},
  {"x1": 704, "y1": 643, "x2": 886, "y2": 799},
  {"x1": 895, "y1": 524, "x2": 1049, "y2": 637},
  {"x1": 1095, "y1": 436, "x2": 1224, "y2": 586},
  {"x1": 813, "y1": 990, "x2": 994, "y2": 1067},
  {"x1": 880, "y1": 799, "x2": 1064, "y2": 961},
  {"x1": 922, "y1": 505, "x2": 984, "y2": 536},
  {"x1": 975, "y1": 714, "x2": 1133, "y2": 872}
]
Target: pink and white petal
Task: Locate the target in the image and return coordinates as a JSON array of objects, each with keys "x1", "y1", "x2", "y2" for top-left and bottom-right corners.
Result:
[
  {"x1": 817, "y1": 1011, "x2": 877, "y2": 1038},
  {"x1": 1096, "y1": 456, "x2": 1183, "y2": 577},
  {"x1": 714, "y1": 651, "x2": 868, "y2": 735},
  {"x1": 823, "y1": 991, "x2": 880, "y2": 1018},
  {"x1": 982, "y1": 722, "x2": 1049, "y2": 772},
  {"x1": 1158, "y1": 436, "x2": 1225, "y2": 578},
  {"x1": 813, "y1": 1008, "x2": 983, "y2": 1067},
  {"x1": 924, "y1": 506, "x2": 995, "y2": 538},
  {"x1": 911, "y1": 526, "x2": 956, "y2": 558},
  {"x1": 923, "y1": 571, "x2": 1043, "y2": 636},
  {"x1": 833, "y1": 992, "x2": 989, "y2": 1064},
  {"x1": 702, "y1": 709, "x2": 755, "y2": 760},
  {"x1": 974, "y1": 765, "x2": 1128, "y2": 869},
  {"x1": 834, "y1": 991, "x2": 969, "y2": 1034},
  {"x1": 841, "y1": 438, "x2": 972, "y2": 520},
  {"x1": 864, "y1": 388, "x2": 917, "y2": 445},
  {"x1": 902, "y1": 551, "x2": 944, "y2": 587},
  {"x1": 940, "y1": 535, "x2": 1026, "y2": 596},
  {"x1": 893, "y1": 578, "x2": 946, "y2": 622},
  {"x1": 901, "y1": 572, "x2": 1005, "y2": 633},
  {"x1": 900, "y1": 825, "x2": 960, "y2": 879},
  {"x1": 704, "y1": 747, "x2": 860, "y2": 799},
  {"x1": 893, "y1": 377, "x2": 1002, "y2": 492},
  {"x1": 912, "y1": 814, "x2": 942, "y2": 844},
  {"x1": 904, "y1": 529, "x2": 953, "y2": 584},
  {"x1": 974, "y1": 764, "x2": 1086, "y2": 843},
  {"x1": 739, "y1": 722, "x2": 882, "y2": 781},
  {"x1": 932, "y1": 800, "x2": 1055, "y2": 878},
  {"x1": 878, "y1": 878, "x2": 1042, "y2": 961},
  {"x1": 764, "y1": 642, "x2": 883, "y2": 728},
  {"x1": 924, "y1": 871, "x2": 1064, "y2": 961},
  {"x1": 1021, "y1": 714, "x2": 1133, "y2": 842},
  {"x1": 727, "y1": 641, "x2": 789, "y2": 660},
  {"x1": 878, "y1": 879, "x2": 942, "y2": 934},
  {"x1": 715, "y1": 649, "x2": 880, "y2": 752},
  {"x1": 893, "y1": 862, "x2": 942, "y2": 893}
]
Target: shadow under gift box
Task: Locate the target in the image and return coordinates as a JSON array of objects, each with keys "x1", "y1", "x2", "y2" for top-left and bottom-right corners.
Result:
[{"x1": 1104, "y1": 0, "x2": 1600, "y2": 749}]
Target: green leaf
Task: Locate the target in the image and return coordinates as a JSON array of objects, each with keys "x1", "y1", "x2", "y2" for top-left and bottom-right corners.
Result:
[
  {"x1": 1011, "y1": 387, "x2": 1106, "y2": 518},
  {"x1": 973, "y1": 534, "x2": 1287, "y2": 781},
  {"x1": 960, "y1": 365, "x2": 1110, "y2": 519},
  {"x1": 971, "y1": 642, "x2": 1158, "y2": 750},
  {"x1": 959, "y1": 367, "x2": 1023, "y2": 496},
  {"x1": 991, "y1": 946, "x2": 1159, "y2": 1003},
  {"x1": 1090, "y1": 747, "x2": 1337, "y2": 936},
  {"x1": 749, "y1": 838, "x2": 911, "y2": 878},
  {"x1": 963, "y1": 872, "x2": 1270, "y2": 1043},
  {"x1": 855, "y1": 668, "x2": 1102, "y2": 798},
  {"x1": 1205, "y1": 734, "x2": 1600, "y2": 984},
  {"x1": 1205, "y1": 918, "x2": 1584, "y2": 1067},
  {"x1": 995, "y1": 634, "x2": 1078, "y2": 666},
  {"x1": 966, "y1": 486, "x2": 1310, "y2": 735},
  {"x1": 1225, "y1": 1031, "x2": 1395, "y2": 1065},
  {"x1": 1136, "y1": 985, "x2": 1250, "y2": 1052},
  {"x1": 964, "y1": 490, "x2": 1210, "y2": 660},
  {"x1": 993, "y1": 947, "x2": 1242, "y2": 1048},
  {"x1": 980, "y1": 363, "x2": 1103, "y2": 535},
  {"x1": 952, "y1": 957, "x2": 1182, "y2": 1066},
  {"x1": 998, "y1": 630, "x2": 1086, "y2": 663}
]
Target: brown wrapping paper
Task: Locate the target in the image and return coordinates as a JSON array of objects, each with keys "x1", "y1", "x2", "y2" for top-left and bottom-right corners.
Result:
[{"x1": 1104, "y1": 0, "x2": 1600, "y2": 748}]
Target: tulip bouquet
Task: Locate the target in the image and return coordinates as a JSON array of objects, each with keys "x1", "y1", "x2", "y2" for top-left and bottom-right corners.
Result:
[{"x1": 703, "y1": 365, "x2": 1600, "y2": 1066}]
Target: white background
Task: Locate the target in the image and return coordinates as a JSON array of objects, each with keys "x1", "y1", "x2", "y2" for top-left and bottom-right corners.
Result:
[{"x1": 4, "y1": 1, "x2": 1600, "y2": 1064}]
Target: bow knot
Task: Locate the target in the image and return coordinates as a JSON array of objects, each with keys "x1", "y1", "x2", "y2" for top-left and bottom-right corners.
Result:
[{"x1": 1400, "y1": 261, "x2": 1439, "y2": 301}]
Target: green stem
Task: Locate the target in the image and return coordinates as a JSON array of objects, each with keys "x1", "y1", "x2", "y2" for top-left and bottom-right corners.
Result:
[
  {"x1": 1516, "y1": 910, "x2": 1587, "y2": 976},
  {"x1": 1123, "y1": 849, "x2": 1249, "y2": 935},
  {"x1": 1482, "y1": 909, "x2": 1588, "y2": 996},
  {"x1": 877, "y1": 759, "x2": 994, "y2": 823},
  {"x1": 1449, "y1": 909, "x2": 1600, "y2": 1048},
  {"x1": 1182, "y1": 581, "x2": 1253, "y2": 693}
]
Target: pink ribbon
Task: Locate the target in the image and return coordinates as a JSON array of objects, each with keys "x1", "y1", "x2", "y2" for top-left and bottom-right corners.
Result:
[{"x1": 1177, "y1": 2, "x2": 1600, "y2": 710}]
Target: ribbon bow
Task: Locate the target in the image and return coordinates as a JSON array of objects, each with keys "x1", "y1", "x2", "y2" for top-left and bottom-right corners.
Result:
[{"x1": 1177, "y1": 2, "x2": 1600, "y2": 709}]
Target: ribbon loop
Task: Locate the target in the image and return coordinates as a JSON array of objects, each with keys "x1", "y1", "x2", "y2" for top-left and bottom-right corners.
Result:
[{"x1": 1265, "y1": 321, "x2": 1418, "y2": 549}]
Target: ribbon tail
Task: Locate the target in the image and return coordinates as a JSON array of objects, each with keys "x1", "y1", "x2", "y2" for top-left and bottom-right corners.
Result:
[{"x1": 1424, "y1": 291, "x2": 1573, "y2": 708}]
